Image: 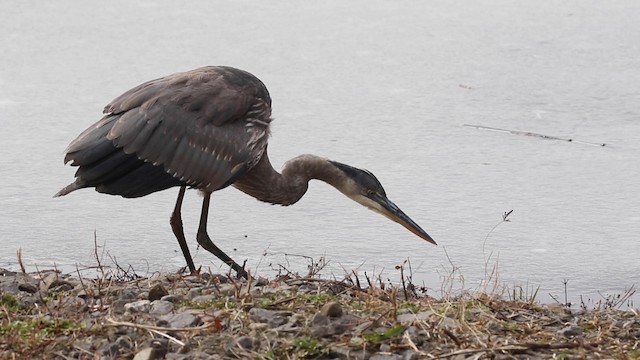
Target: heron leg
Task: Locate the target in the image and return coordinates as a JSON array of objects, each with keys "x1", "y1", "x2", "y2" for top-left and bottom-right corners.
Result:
[
  {"x1": 170, "y1": 186, "x2": 196, "y2": 273},
  {"x1": 196, "y1": 192, "x2": 248, "y2": 279}
]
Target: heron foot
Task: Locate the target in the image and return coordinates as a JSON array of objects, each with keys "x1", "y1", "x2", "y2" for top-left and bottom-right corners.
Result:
[{"x1": 195, "y1": 232, "x2": 248, "y2": 279}]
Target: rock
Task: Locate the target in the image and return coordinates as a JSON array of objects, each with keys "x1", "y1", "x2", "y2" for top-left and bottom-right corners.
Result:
[
  {"x1": 162, "y1": 311, "x2": 203, "y2": 328},
  {"x1": 133, "y1": 347, "x2": 166, "y2": 360},
  {"x1": 161, "y1": 294, "x2": 186, "y2": 303},
  {"x1": 217, "y1": 283, "x2": 236, "y2": 297},
  {"x1": 17, "y1": 283, "x2": 38, "y2": 294},
  {"x1": 402, "y1": 349, "x2": 420, "y2": 360},
  {"x1": 320, "y1": 301, "x2": 343, "y2": 318},
  {"x1": 331, "y1": 345, "x2": 370, "y2": 360},
  {"x1": 370, "y1": 353, "x2": 403, "y2": 360},
  {"x1": 438, "y1": 316, "x2": 460, "y2": 330},
  {"x1": 235, "y1": 335, "x2": 260, "y2": 350},
  {"x1": 311, "y1": 312, "x2": 329, "y2": 326},
  {"x1": 19, "y1": 296, "x2": 41, "y2": 306},
  {"x1": 39, "y1": 272, "x2": 59, "y2": 292},
  {"x1": 258, "y1": 282, "x2": 294, "y2": 295},
  {"x1": 125, "y1": 300, "x2": 151, "y2": 313},
  {"x1": 165, "y1": 353, "x2": 198, "y2": 360},
  {"x1": 187, "y1": 288, "x2": 202, "y2": 299},
  {"x1": 121, "y1": 287, "x2": 139, "y2": 299},
  {"x1": 397, "y1": 310, "x2": 434, "y2": 325},
  {"x1": 115, "y1": 336, "x2": 133, "y2": 350},
  {"x1": 148, "y1": 284, "x2": 169, "y2": 301},
  {"x1": 310, "y1": 312, "x2": 333, "y2": 337},
  {"x1": 311, "y1": 324, "x2": 329, "y2": 337},
  {"x1": 484, "y1": 320, "x2": 504, "y2": 334},
  {"x1": 192, "y1": 294, "x2": 217, "y2": 304},
  {"x1": 98, "y1": 342, "x2": 121, "y2": 357},
  {"x1": 110, "y1": 299, "x2": 130, "y2": 314},
  {"x1": 133, "y1": 347, "x2": 154, "y2": 360},
  {"x1": 353, "y1": 320, "x2": 374, "y2": 335},
  {"x1": 558, "y1": 325, "x2": 583, "y2": 337},
  {"x1": 150, "y1": 300, "x2": 174, "y2": 315},
  {"x1": 150, "y1": 338, "x2": 169, "y2": 358},
  {"x1": 248, "y1": 308, "x2": 292, "y2": 328},
  {"x1": 0, "y1": 268, "x2": 16, "y2": 276},
  {"x1": 248, "y1": 322, "x2": 269, "y2": 332},
  {"x1": 274, "y1": 313, "x2": 305, "y2": 332},
  {"x1": 50, "y1": 281, "x2": 74, "y2": 292}
]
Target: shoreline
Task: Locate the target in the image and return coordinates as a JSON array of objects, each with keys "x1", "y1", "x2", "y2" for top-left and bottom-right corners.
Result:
[{"x1": 1, "y1": 267, "x2": 639, "y2": 359}]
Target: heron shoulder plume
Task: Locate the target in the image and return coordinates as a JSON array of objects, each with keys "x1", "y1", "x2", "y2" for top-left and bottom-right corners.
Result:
[{"x1": 56, "y1": 65, "x2": 436, "y2": 280}]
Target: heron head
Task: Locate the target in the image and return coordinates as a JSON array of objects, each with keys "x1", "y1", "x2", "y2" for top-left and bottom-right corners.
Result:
[{"x1": 329, "y1": 161, "x2": 437, "y2": 245}]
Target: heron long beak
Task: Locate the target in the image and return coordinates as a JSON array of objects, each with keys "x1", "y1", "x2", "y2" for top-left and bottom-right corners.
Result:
[{"x1": 372, "y1": 195, "x2": 437, "y2": 245}]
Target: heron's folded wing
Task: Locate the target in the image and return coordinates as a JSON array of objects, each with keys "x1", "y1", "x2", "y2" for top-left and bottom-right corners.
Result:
[{"x1": 102, "y1": 67, "x2": 272, "y2": 192}]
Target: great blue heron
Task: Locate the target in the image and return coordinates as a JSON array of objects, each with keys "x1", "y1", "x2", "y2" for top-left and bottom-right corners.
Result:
[{"x1": 55, "y1": 66, "x2": 436, "y2": 278}]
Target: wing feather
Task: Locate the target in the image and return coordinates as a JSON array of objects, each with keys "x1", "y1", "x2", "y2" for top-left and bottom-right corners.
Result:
[{"x1": 102, "y1": 66, "x2": 272, "y2": 192}]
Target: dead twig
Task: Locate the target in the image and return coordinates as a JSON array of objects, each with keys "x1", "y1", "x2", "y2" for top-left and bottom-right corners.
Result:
[
  {"x1": 16, "y1": 248, "x2": 26, "y2": 274},
  {"x1": 104, "y1": 317, "x2": 219, "y2": 332},
  {"x1": 434, "y1": 341, "x2": 596, "y2": 359},
  {"x1": 148, "y1": 329, "x2": 186, "y2": 346},
  {"x1": 464, "y1": 124, "x2": 606, "y2": 147}
]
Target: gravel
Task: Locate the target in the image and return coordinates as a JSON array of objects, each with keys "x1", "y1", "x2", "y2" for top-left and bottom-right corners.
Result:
[{"x1": 0, "y1": 268, "x2": 638, "y2": 359}]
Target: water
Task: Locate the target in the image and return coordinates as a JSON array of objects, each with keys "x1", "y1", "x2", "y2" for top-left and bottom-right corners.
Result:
[{"x1": 1, "y1": 1, "x2": 639, "y2": 306}]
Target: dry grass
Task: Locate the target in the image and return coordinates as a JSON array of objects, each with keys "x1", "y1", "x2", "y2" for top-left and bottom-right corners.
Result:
[{"x1": 2, "y1": 228, "x2": 639, "y2": 359}]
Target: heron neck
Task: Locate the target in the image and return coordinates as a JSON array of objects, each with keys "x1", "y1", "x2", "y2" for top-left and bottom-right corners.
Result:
[{"x1": 233, "y1": 153, "x2": 344, "y2": 206}]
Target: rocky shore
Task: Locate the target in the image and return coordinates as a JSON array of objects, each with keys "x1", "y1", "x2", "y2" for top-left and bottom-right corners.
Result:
[{"x1": 0, "y1": 267, "x2": 638, "y2": 359}]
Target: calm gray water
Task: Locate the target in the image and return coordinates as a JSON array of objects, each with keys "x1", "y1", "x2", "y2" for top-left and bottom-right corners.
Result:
[{"x1": 1, "y1": 1, "x2": 639, "y2": 306}]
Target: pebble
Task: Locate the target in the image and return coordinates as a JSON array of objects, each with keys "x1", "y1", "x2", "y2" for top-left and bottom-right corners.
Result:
[
  {"x1": 311, "y1": 312, "x2": 329, "y2": 325},
  {"x1": 191, "y1": 294, "x2": 217, "y2": 304},
  {"x1": 559, "y1": 325, "x2": 584, "y2": 337},
  {"x1": 438, "y1": 316, "x2": 460, "y2": 330},
  {"x1": 39, "y1": 272, "x2": 59, "y2": 291},
  {"x1": 17, "y1": 282, "x2": 38, "y2": 294},
  {"x1": 320, "y1": 301, "x2": 343, "y2": 318},
  {"x1": 187, "y1": 288, "x2": 202, "y2": 299},
  {"x1": 149, "y1": 300, "x2": 174, "y2": 315},
  {"x1": 121, "y1": 287, "x2": 139, "y2": 299},
  {"x1": 234, "y1": 335, "x2": 260, "y2": 350},
  {"x1": 148, "y1": 284, "x2": 169, "y2": 301},
  {"x1": 161, "y1": 294, "x2": 187, "y2": 303},
  {"x1": 217, "y1": 283, "x2": 237, "y2": 297},
  {"x1": 331, "y1": 345, "x2": 370, "y2": 360},
  {"x1": 133, "y1": 347, "x2": 167, "y2": 360},
  {"x1": 397, "y1": 310, "x2": 433, "y2": 325},
  {"x1": 98, "y1": 342, "x2": 121, "y2": 357},
  {"x1": 248, "y1": 307, "x2": 292, "y2": 327},
  {"x1": 124, "y1": 300, "x2": 151, "y2": 313},
  {"x1": 115, "y1": 336, "x2": 133, "y2": 350},
  {"x1": 484, "y1": 320, "x2": 504, "y2": 334},
  {"x1": 162, "y1": 311, "x2": 203, "y2": 328},
  {"x1": 0, "y1": 267, "x2": 635, "y2": 359},
  {"x1": 370, "y1": 353, "x2": 403, "y2": 360}
]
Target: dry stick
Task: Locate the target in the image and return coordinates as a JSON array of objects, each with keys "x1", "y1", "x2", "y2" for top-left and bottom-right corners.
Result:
[
  {"x1": 352, "y1": 270, "x2": 362, "y2": 289},
  {"x1": 402, "y1": 332, "x2": 427, "y2": 357},
  {"x1": 16, "y1": 248, "x2": 26, "y2": 274},
  {"x1": 397, "y1": 261, "x2": 408, "y2": 300},
  {"x1": 148, "y1": 329, "x2": 186, "y2": 347},
  {"x1": 464, "y1": 124, "x2": 606, "y2": 147},
  {"x1": 442, "y1": 328, "x2": 462, "y2": 346},
  {"x1": 105, "y1": 317, "x2": 218, "y2": 332},
  {"x1": 433, "y1": 341, "x2": 595, "y2": 359},
  {"x1": 268, "y1": 295, "x2": 299, "y2": 307}
]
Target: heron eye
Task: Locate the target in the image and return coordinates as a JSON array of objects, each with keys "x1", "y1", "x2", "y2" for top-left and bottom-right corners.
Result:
[{"x1": 367, "y1": 189, "x2": 376, "y2": 197}]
